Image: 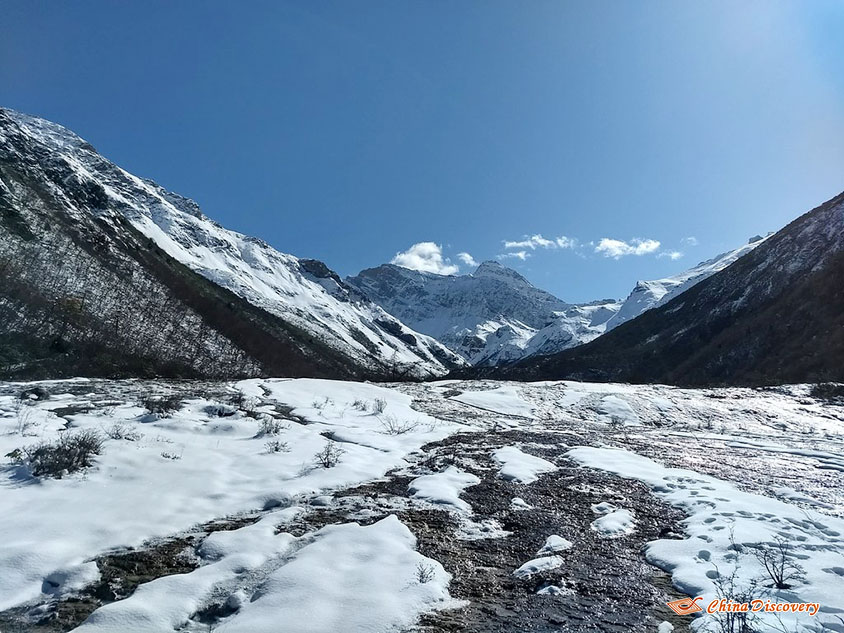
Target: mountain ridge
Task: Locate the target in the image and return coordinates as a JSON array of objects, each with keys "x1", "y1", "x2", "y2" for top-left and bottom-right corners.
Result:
[
  {"x1": 349, "y1": 238, "x2": 769, "y2": 366},
  {"x1": 486, "y1": 189, "x2": 844, "y2": 386},
  {"x1": 0, "y1": 107, "x2": 462, "y2": 380}
]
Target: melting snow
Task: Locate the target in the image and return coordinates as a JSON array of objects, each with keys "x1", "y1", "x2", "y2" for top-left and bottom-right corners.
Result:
[
  {"x1": 408, "y1": 466, "x2": 480, "y2": 514},
  {"x1": 492, "y1": 446, "x2": 557, "y2": 483}
]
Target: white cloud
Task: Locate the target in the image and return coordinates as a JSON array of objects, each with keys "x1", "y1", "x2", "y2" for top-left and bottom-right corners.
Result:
[
  {"x1": 497, "y1": 250, "x2": 529, "y2": 261},
  {"x1": 658, "y1": 250, "x2": 684, "y2": 260},
  {"x1": 503, "y1": 234, "x2": 575, "y2": 251},
  {"x1": 681, "y1": 236, "x2": 699, "y2": 247},
  {"x1": 594, "y1": 238, "x2": 661, "y2": 259},
  {"x1": 391, "y1": 242, "x2": 459, "y2": 275},
  {"x1": 456, "y1": 252, "x2": 478, "y2": 267}
]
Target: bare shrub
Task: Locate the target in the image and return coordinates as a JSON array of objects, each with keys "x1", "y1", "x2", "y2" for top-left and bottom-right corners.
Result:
[
  {"x1": 228, "y1": 389, "x2": 248, "y2": 408},
  {"x1": 16, "y1": 430, "x2": 104, "y2": 478},
  {"x1": 264, "y1": 440, "x2": 290, "y2": 454},
  {"x1": 378, "y1": 415, "x2": 419, "y2": 435},
  {"x1": 230, "y1": 390, "x2": 260, "y2": 417},
  {"x1": 15, "y1": 401, "x2": 38, "y2": 436},
  {"x1": 705, "y1": 562, "x2": 761, "y2": 633},
  {"x1": 415, "y1": 562, "x2": 436, "y2": 583},
  {"x1": 350, "y1": 399, "x2": 369, "y2": 412},
  {"x1": 372, "y1": 398, "x2": 387, "y2": 414},
  {"x1": 751, "y1": 535, "x2": 806, "y2": 590},
  {"x1": 160, "y1": 451, "x2": 181, "y2": 460},
  {"x1": 140, "y1": 394, "x2": 183, "y2": 417},
  {"x1": 257, "y1": 417, "x2": 288, "y2": 437},
  {"x1": 104, "y1": 423, "x2": 142, "y2": 441},
  {"x1": 607, "y1": 416, "x2": 624, "y2": 431},
  {"x1": 313, "y1": 440, "x2": 344, "y2": 468}
]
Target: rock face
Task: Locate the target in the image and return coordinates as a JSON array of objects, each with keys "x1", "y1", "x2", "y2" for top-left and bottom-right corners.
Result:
[
  {"x1": 0, "y1": 107, "x2": 463, "y2": 380},
  {"x1": 348, "y1": 261, "x2": 620, "y2": 365},
  {"x1": 500, "y1": 190, "x2": 844, "y2": 386}
]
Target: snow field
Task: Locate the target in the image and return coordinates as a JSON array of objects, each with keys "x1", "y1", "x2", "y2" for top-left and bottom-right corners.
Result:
[
  {"x1": 568, "y1": 446, "x2": 844, "y2": 631},
  {"x1": 0, "y1": 379, "x2": 461, "y2": 612}
]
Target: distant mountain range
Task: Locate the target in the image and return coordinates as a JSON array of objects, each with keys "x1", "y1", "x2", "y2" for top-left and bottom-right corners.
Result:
[
  {"x1": 3, "y1": 107, "x2": 840, "y2": 386},
  {"x1": 348, "y1": 238, "x2": 769, "y2": 366}
]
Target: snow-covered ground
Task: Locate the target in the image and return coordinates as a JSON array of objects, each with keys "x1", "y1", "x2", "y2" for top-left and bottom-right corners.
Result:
[
  {"x1": 0, "y1": 379, "x2": 466, "y2": 630},
  {"x1": 1, "y1": 378, "x2": 843, "y2": 632}
]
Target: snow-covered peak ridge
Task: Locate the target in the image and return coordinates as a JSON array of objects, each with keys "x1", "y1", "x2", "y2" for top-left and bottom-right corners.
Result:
[
  {"x1": 0, "y1": 108, "x2": 93, "y2": 154},
  {"x1": 0, "y1": 107, "x2": 463, "y2": 378},
  {"x1": 348, "y1": 234, "x2": 773, "y2": 366},
  {"x1": 471, "y1": 260, "x2": 534, "y2": 287},
  {"x1": 605, "y1": 234, "x2": 772, "y2": 331},
  {"x1": 347, "y1": 259, "x2": 572, "y2": 365}
]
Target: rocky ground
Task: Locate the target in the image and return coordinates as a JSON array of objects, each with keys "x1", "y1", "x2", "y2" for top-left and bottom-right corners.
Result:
[{"x1": 1, "y1": 378, "x2": 842, "y2": 632}]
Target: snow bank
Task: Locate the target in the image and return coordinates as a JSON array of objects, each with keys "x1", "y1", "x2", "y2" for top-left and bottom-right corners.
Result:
[
  {"x1": 451, "y1": 385, "x2": 535, "y2": 417},
  {"x1": 513, "y1": 555, "x2": 564, "y2": 578},
  {"x1": 73, "y1": 513, "x2": 300, "y2": 632},
  {"x1": 537, "y1": 535, "x2": 573, "y2": 555},
  {"x1": 590, "y1": 507, "x2": 636, "y2": 538},
  {"x1": 511, "y1": 497, "x2": 532, "y2": 511},
  {"x1": 408, "y1": 466, "x2": 480, "y2": 513},
  {"x1": 492, "y1": 446, "x2": 557, "y2": 484},
  {"x1": 597, "y1": 395, "x2": 640, "y2": 425},
  {"x1": 217, "y1": 516, "x2": 454, "y2": 633}
]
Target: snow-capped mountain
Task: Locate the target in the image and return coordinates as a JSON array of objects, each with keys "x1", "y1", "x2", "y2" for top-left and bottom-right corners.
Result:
[
  {"x1": 503, "y1": 190, "x2": 844, "y2": 385},
  {"x1": 348, "y1": 238, "x2": 770, "y2": 366},
  {"x1": 605, "y1": 235, "x2": 771, "y2": 331},
  {"x1": 0, "y1": 108, "x2": 462, "y2": 379},
  {"x1": 348, "y1": 261, "x2": 614, "y2": 365}
]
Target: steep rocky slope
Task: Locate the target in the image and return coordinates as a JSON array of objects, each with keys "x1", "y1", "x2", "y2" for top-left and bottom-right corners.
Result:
[
  {"x1": 496, "y1": 190, "x2": 844, "y2": 385},
  {"x1": 605, "y1": 235, "x2": 770, "y2": 331},
  {"x1": 0, "y1": 108, "x2": 462, "y2": 379}
]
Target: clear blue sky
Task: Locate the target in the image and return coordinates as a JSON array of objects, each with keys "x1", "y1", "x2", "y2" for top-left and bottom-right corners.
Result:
[{"x1": 3, "y1": 1, "x2": 844, "y2": 302}]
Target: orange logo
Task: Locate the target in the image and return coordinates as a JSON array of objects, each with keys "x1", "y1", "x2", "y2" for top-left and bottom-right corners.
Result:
[{"x1": 666, "y1": 597, "x2": 703, "y2": 616}]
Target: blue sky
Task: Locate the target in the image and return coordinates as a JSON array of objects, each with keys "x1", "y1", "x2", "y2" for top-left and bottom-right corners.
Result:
[{"x1": 3, "y1": 1, "x2": 844, "y2": 302}]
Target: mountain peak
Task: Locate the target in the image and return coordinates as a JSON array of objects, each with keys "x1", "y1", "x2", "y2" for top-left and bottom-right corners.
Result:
[{"x1": 473, "y1": 260, "x2": 530, "y2": 284}]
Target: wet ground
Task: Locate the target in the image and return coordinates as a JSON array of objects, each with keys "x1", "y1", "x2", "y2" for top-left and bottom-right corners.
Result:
[
  {"x1": 335, "y1": 429, "x2": 692, "y2": 633},
  {"x1": 2, "y1": 378, "x2": 842, "y2": 632}
]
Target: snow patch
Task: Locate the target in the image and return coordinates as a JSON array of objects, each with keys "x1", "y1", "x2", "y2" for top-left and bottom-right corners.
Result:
[
  {"x1": 492, "y1": 446, "x2": 557, "y2": 484},
  {"x1": 408, "y1": 467, "x2": 480, "y2": 514},
  {"x1": 216, "y1": 516, "x2": 454, "y2": 633}
]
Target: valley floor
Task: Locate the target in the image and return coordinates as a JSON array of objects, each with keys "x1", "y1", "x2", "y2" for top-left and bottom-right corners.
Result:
[{"x1": 0, "y1": 378, "x2": 842, "y2": 632}]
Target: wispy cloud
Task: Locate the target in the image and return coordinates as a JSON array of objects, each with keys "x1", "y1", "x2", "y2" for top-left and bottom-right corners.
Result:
[
  {"x1": 658, "y1": 250, "x2": 684, "y2": 260},
  {"x1": 456, "y1": 252, "x2": 478, "y2": 267},
  {"x1": 503, "y1": 234, "x2": 576, "y2": 251},
  {"x1": 391, "y1": 242, "x2": 459, "y2": 275},
  {"x1": 497, "y1": 250, "x2": 529, "y2": 261},
  {"x1": 594, "y1": 238, "x2": 661, "y2": 259},
  {"x1": 681, "y1": 236, "x2": 699, "y2": 247}
]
